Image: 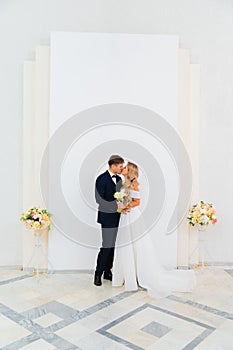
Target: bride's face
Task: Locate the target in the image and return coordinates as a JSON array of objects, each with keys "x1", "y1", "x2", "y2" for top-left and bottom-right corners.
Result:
[{"x1": 121, "y1": 166, "x2": 128, "y2": 176}]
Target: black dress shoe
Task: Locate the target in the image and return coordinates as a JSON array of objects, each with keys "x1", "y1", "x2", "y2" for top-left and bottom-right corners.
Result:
[
  {"x1": 103, "y1": 270, "x2": 112, "y2": 281},
  {"x1": 94, "y1": 273, "x2": 102, "y2": 286}
]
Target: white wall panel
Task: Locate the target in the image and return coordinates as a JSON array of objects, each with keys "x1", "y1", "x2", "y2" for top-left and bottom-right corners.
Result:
[{"x1": 49, "y1": 32, "x2": 179, "y2": 270}]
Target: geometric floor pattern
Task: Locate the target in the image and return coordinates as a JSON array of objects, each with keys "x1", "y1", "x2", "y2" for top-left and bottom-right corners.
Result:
[{"x1": 0, "y1": 266, "x2": 233, "y2": 349}]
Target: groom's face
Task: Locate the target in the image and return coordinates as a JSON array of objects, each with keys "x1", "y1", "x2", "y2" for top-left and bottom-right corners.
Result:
[{"x1": 112, "y1": 163, "x2": 124, "y2": 174}]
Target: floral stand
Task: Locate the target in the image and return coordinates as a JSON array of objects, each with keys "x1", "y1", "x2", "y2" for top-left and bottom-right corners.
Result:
[{"x1": 187, "y1": 200, "x2": 217, "y2": 269}]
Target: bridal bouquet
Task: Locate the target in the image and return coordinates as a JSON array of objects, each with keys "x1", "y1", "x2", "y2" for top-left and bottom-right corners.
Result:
[
  {"x1": 114, "y1": 190, "x2": 126, "y2": 213},
  {"x1": 20, "y1": 206, "x2": 52, "y2": 231},
  {"x1": 187, "y1": 200, "x2": 218, "y2": 228}
]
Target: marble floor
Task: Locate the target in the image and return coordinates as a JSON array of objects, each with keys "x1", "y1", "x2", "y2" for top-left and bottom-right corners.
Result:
[{"x1": 0, "y1": 266, "x2": 233, "y2": 350}]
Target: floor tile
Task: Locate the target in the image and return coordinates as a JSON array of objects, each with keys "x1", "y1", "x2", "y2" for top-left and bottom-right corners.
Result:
[
  {"x1": 0, "y1": 314, "x2": 31, "y2": 348},
  {"x1": 0, "y1": 267, "x2": 232, "y2": 349}
]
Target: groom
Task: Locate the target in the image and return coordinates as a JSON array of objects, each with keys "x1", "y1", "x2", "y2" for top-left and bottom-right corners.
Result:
[{"x1": 94, "y1": 155, "x2": 125, "y2": 286}]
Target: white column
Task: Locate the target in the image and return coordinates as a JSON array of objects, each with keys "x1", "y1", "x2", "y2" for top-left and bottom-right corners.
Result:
[
  {"x1": 189, "y1": 64, "x2": 200, "y2": 266},
  {"x1": 177, "y1": 48, "x2": 200, "y2": 268},
  {"x1": 34, "y1": 46, "x2": 50, "y2": 204},
  {"x1": 22, "y1": 46, "x2": 50, "y2": 269},
  {"x1": 177, "y1": 49, "x2": 191, "y2": 268},
  {"x1": 22, "y1": 61, "x2": 36, "y2": 268}
]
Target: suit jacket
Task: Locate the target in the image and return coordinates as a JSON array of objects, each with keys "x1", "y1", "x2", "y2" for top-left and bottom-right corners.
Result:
[{"x1": 95, "y1": 170, "x2": 122, "y2": 227}]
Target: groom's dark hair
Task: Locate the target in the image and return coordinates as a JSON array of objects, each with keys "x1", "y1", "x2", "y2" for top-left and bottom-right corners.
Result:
[{"x1": 108, "y1": 155, "x2": 124, "y2": 166}]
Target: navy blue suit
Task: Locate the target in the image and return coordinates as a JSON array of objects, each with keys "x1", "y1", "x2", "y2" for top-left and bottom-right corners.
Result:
[{"x1": 95, "y1": 170, "x2": 122, "y2": 275}]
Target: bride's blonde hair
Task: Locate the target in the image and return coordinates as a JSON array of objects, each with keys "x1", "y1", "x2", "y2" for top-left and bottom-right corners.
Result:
[{"x1": 122, "y1": 162, "x2": 139, "y2": 206}]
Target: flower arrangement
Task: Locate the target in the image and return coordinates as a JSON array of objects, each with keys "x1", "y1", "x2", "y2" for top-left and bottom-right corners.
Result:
[
  {"x1": 187, "y1": 200, "x2": 217, "y2": 228},
  {"x1": 20, "y1": 206, "x2": 51, "y2": 231},
  {"x1": 114, "y1": 190, "x2": 126, "y2": 213}
]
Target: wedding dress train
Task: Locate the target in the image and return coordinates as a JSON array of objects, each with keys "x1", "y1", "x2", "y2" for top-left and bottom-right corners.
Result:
[{"x1": 112, "y1": 190, "x2": 197, "y2": 299}]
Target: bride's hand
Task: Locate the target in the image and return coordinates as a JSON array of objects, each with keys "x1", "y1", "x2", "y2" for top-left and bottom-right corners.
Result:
[{"x1": 121, "y1": 206, "x2": 131, "y2": 214}]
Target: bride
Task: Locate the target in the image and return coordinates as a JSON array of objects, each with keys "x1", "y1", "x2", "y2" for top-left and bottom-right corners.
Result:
[{"x1": 112, "y1": 161, "x2": 197, "y2": 299}]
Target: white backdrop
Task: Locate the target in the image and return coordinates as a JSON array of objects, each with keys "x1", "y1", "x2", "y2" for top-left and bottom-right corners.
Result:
[
  {"x1": 1, "y1": 0, "x2": 232, "y2": 266},
  {"x1": 49, "y1": 32, "x2": 179, "y2": 270}
]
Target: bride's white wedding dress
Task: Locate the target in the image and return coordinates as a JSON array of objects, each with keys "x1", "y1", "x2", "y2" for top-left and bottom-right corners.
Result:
[{"x1": 112, "y1": 189, "x2": 197, "y2": 298}]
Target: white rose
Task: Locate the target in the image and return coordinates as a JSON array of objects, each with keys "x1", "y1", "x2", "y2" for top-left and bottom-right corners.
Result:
[
  {"x1": 202, "y1": 215, "x2": 209, "y2": 223},
  {"x1": 200, "y1": 209, "x2": 207, "y2": 214}
]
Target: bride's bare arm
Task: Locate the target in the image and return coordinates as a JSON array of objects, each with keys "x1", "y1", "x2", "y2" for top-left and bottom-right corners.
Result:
[
  {"x1": 121, "y1": 198, "x2": 140, "y2": 213},
  {"x1": 129, "y1": 198, "x2": 140, "y2": 208}
]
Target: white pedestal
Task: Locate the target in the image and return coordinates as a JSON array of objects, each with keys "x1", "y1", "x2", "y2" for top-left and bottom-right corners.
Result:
[
  {"x1": 189, "y1": 226, "x2": 212, "y2": 269},
  {"x1": 24, "y1": 229, "x2": 53, "y2": 281}
]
